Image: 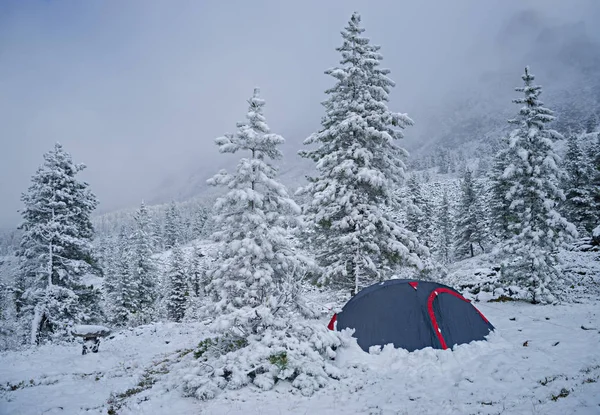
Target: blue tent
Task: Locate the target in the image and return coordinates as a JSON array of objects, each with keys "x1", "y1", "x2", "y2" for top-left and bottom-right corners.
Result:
[{"x1": 328, "y1": 280, "x2": 494, "y2": 352}]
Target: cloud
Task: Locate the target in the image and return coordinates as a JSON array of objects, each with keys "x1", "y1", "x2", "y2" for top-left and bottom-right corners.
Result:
[{"x1": 0, "y1": 0, "x2": 597, "y2": 227}]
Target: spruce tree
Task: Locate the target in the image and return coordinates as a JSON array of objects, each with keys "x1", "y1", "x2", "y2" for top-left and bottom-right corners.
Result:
[
  {"x1": 183, "y1": 89, "x2": 339, "y2": 399},
  {"x1": 488, "y1": 140, "x2": 514, "y2": 242},
  {"x1": 188, "y1": 244, "x2": 207, "y2": 298},
  {"x1": 454, "y1": 169, "x2": 487, "y2": 258},
  {"x1": 499, "y1": 67, "x2": 577, "y2": 303},
  {"x1": 299, "y1": 13, "x2": 426, "y2": 293},
  {"x1": 562, "y1": 132, "x2": 596, "y2": 235},
  {"x1": 130, "y1": 201, "x2": 157, "y2": 318},
  {"x1": 436, "y1": 190, "x2": 454, "y2": 264},
  {"x1": 16, "y1": 143, "x2": 102, "y2": 344},
  {"x1": 167, "y1": 245, "x2": 188, "y2": 322},
  {"x1": 164, "y1": 201, "x2": 182, "y2": 249},
  {"x1": 192, "y1": 204, "x2": 209, "y2": 239},
  {"x1": 590, "y1": 133, "x2": 600, "y2": 226},
  {"x1": 105, "y1": 226, "x2": 138, "y2": 326},
  {"x1": 205, "y1": 88, "x2": 304, "y2": 333},
  {"x1": 406, "y1": 175, "x2": 424, "y2": 238}
]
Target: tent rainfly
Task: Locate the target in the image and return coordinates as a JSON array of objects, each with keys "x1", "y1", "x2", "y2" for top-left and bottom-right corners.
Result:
[{"x1": 328, "y1": 280, "x2": 494, "y2": 352}]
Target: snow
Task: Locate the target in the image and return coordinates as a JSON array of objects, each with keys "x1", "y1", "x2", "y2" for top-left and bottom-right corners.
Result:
[
  {"x1": 72, "y1": 325, "x2": 111, "y2": 337},
  {"x1": 1, "y1": 297, "x2": 599, "y2": 414}
]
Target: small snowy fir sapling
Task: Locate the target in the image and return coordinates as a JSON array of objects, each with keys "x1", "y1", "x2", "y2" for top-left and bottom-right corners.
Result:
[
  {"x1": 166, "y1": 245, "x2": 188, "y2": 322},
  {"x1": 299, "y1": 12, "x2": 428, "y2": 294},
  {"x1": 498, "y1": 67, "x2": 577, "y2": 304},
  {"x1": 182, "y1": 88, "x2": 339, "y2": 399},
  {"x1": 16, "y1": 143, "x2": 102, "y2": 344}
]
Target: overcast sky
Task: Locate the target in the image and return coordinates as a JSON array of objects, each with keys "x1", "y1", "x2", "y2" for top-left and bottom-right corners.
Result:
[{"x1": 0, "y1": 0, "x2": 597, "y2": 228}]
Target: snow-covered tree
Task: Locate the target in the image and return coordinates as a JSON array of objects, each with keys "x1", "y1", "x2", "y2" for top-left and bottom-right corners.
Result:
[
  {"x1": 436, "y1": 190, "x2": 454, "y2": 264},
  {"x1": 188, "y1": 244, "x2": 207, "y2": 298},
  {"x1": 405, "y1": 175, "x2": 425, "y2": 239},
  {"x1": 130, "y1": 201, "x2": 157, "y2": 318},
  {"x1": 590, "y1": 133, "x2": 600, "y2": 226},
  {"x1": 191, "y1": 204, "x2": 209, "y2": 239},
  {"x1": 104, "y1": 226, "x2": 137, "y2": 326},
  {"x1": 436, "y1": 148, "x2": 450, "y2": 174},
  {"x1": 205, "y1": 88, "x2": 304, "y2": 332},
  {"x1": 299, "y1": 12, "x2": 427, "y2": 293},
  {"x1": 16, "y1": 143, "x2": 102, "y2": 344},
  {"x1": 498, "y1": 67, "x2": 577, "y2": 304},
  {"x1": 166, "y1": 245, "x2": 187, "y2": 322},
  {"x1": 183, "y1": 88, "x2": 339, "y2": 399},
  {"x1": 164, "y1": 201, "x2": 182, "y2": 249},
  {"x1": 561, "y1": 133, "x2": 596, "y2": 235},
  {"x1": 488, "y1": 140, "x2": 515, "y2": 242},
  {"x1": 454, "y1": 169, "x2": 487, "y2": 258}
]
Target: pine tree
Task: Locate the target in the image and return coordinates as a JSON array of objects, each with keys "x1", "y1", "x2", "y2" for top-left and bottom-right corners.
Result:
[
  {"x1": 299, "y1": 13, "x2": 427, "y2": 293},
  {"x1": 436, "y1": 190, "x2": 454, "y2": 264},
  {"x1": 167, "y1": 245, "x2": 188, "y2": 322},
  {"x1": 454, "y1": 169, "x2": 487, "y2": 258},
  {"x1": 130, "y1": 201, "x2": 157, "y2": 318},
  {"x1": 182, "y1": 89, "x2": 339, "y2": 399},
  {"x1": 436, "y1": 148, "x2": 450, "y2": 174},
  {"x1": 488, "y1": 137, "x2": 515, "y2": 242},
  {"x1": 16, "y1": 143, "x2": 102, "y2": 344},
  {"x1": 561, "y1": 132, "x2": 596, "y2": 235},
  {"x1": 590, "y1": 133, "x2": 600, "y2": 226},
  {"x1": 188, "y1": 244, "x2": 207, "y2": 298},
  {"x1": 406, "y1": 175, "x2": 424, "y2": 237},
  {"x1": 499, "y1": 67, "x2": 577, "y2": 304},
  {"x1": 164, "y1": 201, "x2": 182, "y2": 249},
  {"x1": 192, "y1": 204, "x2": 209, "y2": 239},
  {"x1": 104, "y1": 226, "x2": 137, "y2": 326},
  {"x1": 205, "y1": 88, "x2": 305, "y2": 333}
]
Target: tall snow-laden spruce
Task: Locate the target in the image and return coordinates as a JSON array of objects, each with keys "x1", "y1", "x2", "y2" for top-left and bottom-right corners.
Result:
[
  {"x1": 166, "y1": 245, "x2": 187, "y2": 322},
  {"x1": 16, "y1": 143, "x2": 102, "y2": 344},
  {"x1": 499, "y1": 67, "x2": 577, "y2": 304},
  {"x1": 183, "y1": 89, "x2": 340, "y2": 399},
  {"x1": 454, "y1": 169, "x2": 487, "y2": 258},
  {"x1": 299, "y1": 12, "x2": 427, "y2": 293}
]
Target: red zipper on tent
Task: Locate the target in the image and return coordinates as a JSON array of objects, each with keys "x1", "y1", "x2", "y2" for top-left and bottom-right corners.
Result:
[
  {"x1": 327, "y1": 313, "x2": 338, "y2": 331},
  {"x1": 427, "y1": 288, "x2": 491, "y2": 350}
]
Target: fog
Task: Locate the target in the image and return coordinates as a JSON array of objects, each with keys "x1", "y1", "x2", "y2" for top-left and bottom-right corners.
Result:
[{"x1": 0, "y1": 0, "x2": 598, "y2": 228}]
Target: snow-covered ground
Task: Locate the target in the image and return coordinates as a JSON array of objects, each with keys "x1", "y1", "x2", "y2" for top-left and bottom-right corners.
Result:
[{"x1": 1, "y1": 297, "x2": 599, "y2": 415}]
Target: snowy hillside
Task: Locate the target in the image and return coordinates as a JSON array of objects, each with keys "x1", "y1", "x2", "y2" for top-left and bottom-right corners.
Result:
[{"x1": 1, "y1": 276, "x2": 599, "y2": 415}]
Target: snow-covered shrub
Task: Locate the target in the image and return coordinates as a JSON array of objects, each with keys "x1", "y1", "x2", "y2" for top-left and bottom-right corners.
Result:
[{"x1": 181, "y1": 318, "x2": 341, "y2": 399}]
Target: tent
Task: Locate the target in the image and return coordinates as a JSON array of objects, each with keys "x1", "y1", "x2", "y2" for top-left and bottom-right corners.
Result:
[{"x1": 327, "y1": 279, "x2": 494, "y2": 352}]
